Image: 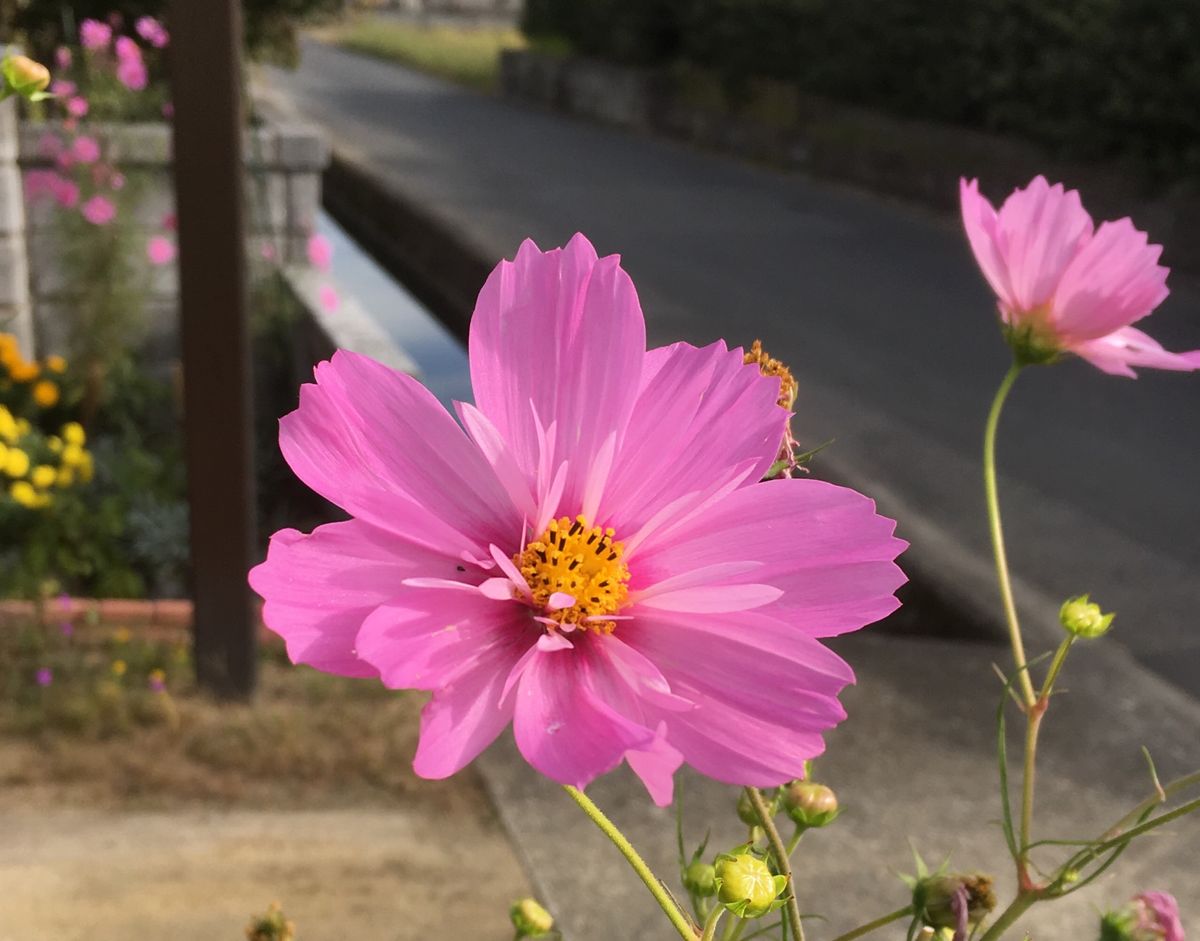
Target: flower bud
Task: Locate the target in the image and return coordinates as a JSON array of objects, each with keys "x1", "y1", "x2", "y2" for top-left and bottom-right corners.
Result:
[
  {"x1": 2, "y1": 54, "x2": 51, "y2": 99},
  {"x1": 782, "y1": 781, "x2": 839, "y2": 829},
  {"x1": 682, "y1": 861, "x2": 717, "y2": 898},
  {"x1": 736, "y1": 789, "x2": 764, "y2": 826},
  {"x1": 1100, "y1": 892, "x2": 1184, "y2": 941},
  {"x1": 914, "y1": 873, "x2": 996, "y2": 931},
  {"x1": 714, "y1": 853, "x2": 787, "y2": 918},
  {"x1": 1060, "y1": 595, "x2": 1114, "y2": 639},
  {"x1": 510, "y1": 898, "x2": 554, "y2": 938}
]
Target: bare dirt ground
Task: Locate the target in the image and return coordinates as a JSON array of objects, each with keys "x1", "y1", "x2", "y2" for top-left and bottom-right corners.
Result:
[{"x1": 0, "y1": 658, "x2": 530, "y2": 941}]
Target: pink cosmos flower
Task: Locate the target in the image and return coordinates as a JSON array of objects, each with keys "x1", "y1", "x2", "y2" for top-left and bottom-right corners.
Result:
[
  {"x1": 136, "y1": 16, "x2": 170, "y2": 48},
  {"x1": 318, "y1": 284, "x2": 340, "y2": 312},
  {"x1": 249, "y1": 234, "x2": 906, "y2": 804},
  {"x1": 71, "y1": 135, "x2": 101, "y2": 165},
  {"x1": 961, "y1": 176, "x2": 1200, "y2": 377},
  {"x1": 50, "y1": 79, "x2": 76, "y2": 97},
  {"x1": 66, "y1": 96, "x2": 89, "y2": 118},
  {"x1": 1132, "y1": 893, "x2": 1186, "y2": 941},
  {"x1": 55, "y1": 46, "x2": 72, "y2": 70},
  {"x1": 146, "y1": 235, "x2": 176, "y2": 265},
  {"x1": 52, "y1": 176, "x2": 79, "y2": 208},
  {"x1": 81, "y1": 194, "x2": 116, "y2": 226},
  {"x1": 79, "y1": 18, "x2": 112, "y2": 51},
  {"x1": 116, "y1": 57, "x2": 148, "y2": 91},
  {"x1": 114, "y1": 35, "x2": 141, "y2": 62},
  {"x1": 307, "y1": 233, "x2": 332, "y2": 271}
]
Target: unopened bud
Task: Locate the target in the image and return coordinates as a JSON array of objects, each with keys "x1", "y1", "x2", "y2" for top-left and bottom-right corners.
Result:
[
  {"x1": 683, "y1": 860, "x2": 717, "y2": 897},
  {"x1": 736, "y1": 790, "x2": 764, "y2": 826},
  {"x1": 510, "y1": 898, "x2": 554, "y2": 938},
  {"x1": 782, "y1": 781, "x2": 839, "y2": 829},
  {"x1": 915, "y1": 873, "x2": 996, "y2": 931},
  {"x1": 1060, "y1": 595, "x2": 1114, "y2": 639},
  {"x1": 2, "y1": 54, "x2": 51, "y2": 99},
  {"x1": 714, "y1": 853, "x2": 787, "y2": 918}
]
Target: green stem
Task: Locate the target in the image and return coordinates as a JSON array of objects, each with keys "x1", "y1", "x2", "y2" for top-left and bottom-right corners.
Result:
[
  {"x1": 827, "y1": 906, "x2": 914, "y2": 941},
  {"x1": 563, "y1": 786, "x2": 698, "y2": 940},
  {"x1": 785, "y1": 827, "x2": 805, "y2": 857},
  {"x1": 1106, "y1": 769, "x2": 1200, "y2": 837},
  {"x1": 1018, "y1": 701, "x2": 1045, "y2": 883},
  {"x1": 983, "y1": 363, "x2": 1035, "y2": 708},
  {"x1": 978, "y1": 891, "x2": 1039, "y2": 941},
  {"x1": 745, "y1": 787, "x2": 804, "y2": 941},
  {"x1": 701, "y1": 905, "x2": 725, "y2": 941},
  {"x1": 1039, "y1": 637, "x2": 1075, "y2": 700}
]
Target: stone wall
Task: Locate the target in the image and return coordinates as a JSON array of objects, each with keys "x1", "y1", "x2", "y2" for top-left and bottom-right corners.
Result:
[{"x1": 16, "y1": 120, "x2": 328, "y2": 356}]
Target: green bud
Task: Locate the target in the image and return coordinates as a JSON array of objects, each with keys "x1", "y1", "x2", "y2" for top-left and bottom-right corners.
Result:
[
  {"x1": 510, "y1": 898, "x2": 554, "y2": 938},
  {"x1": 682, "y1": 860, "x2": 717, "y2": 897},
  {"x1": 1, "y1": 54, "x2": 51, "y2": 101},
  {"x1": 1060, "y1": 595, "x2": 1115, "y2": 639},
  {"x1": 781, "y1": 781, "x2": 839, "y2": 829},
  {"x1": 714, "y1": 853, "x2": 787, "y2": 918},
  {"x1": 914, "y1": 873, "x2": 996, "y2": 930},
  {"x1": 736, "y1": 790, "x2": 763, "y2": 826}
]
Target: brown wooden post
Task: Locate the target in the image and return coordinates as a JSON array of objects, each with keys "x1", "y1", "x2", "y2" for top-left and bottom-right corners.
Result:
[{"x1": 169, "y1": 0, "x2": 257, "y2": 697}]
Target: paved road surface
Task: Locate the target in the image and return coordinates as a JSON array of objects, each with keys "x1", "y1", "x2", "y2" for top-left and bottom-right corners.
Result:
[{"x1": 264, "y1": 40, "x2": 1200, "y2": 695}]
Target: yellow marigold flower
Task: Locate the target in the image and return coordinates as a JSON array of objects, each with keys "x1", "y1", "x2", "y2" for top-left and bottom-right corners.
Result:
[
  {"x1": 61, "y1": 443, "x2": 84, "y2": 468},
  {"x1": 113, "y1": 627, "x2": 132, "y2": 644},
  {"x1": 15, "y1": 418, "x2": 29, "y2": 435},
  {"x1": 0, "y1": 333, "x2": 17, "y2": 367},
  {"x1": 32, "y1": 380, "x2": 59, "y2": 407},
  {"x1": 45, "y1": 354, "x2": 67, "y2": 373},
  {"x1": 9, "y1": 479, "x2": 37, "y2": 508},
  {"x1": 78, "y1": 450, "x2": 94, "y2": 482},
  {"x1": 8, "y1": 358, "x2": 39, "y2": 382},
  {"x1": 4, "y1": 447, "x2": 30, "y2": 478},
  {"x1": 47, "y1": 435, "x2": 62, "y2": 453},
  {"x1": 62, "y1": 422, "x2": 86, "y2": 446},
  {"x1": 55, "y1": 465, "x2": 74, "y2": 488},
  {"x1": 0, "y1": 406, "x2": 15, "y2": 442},
  {"x1": 111, "y1": 659, "x2": 128, "y2": 677},
  {"x1": 31, "y1": 464, "x2": 55, "y2": 489}
]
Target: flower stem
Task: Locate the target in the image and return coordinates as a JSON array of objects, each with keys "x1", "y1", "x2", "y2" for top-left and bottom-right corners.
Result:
[
  {"x1": 978, "y1": 890, "x2": 1038, "y2": 941},
  {"x1": 700, "y1": 905, "x2": 725, "y2": 941},
  {"x1": 983, "y1": 363, "x2": 1035, "y2": 709},
  {"x1": 827, "y1": 906, "x2": 914, "y2": 941},
  {"x1": 563, "y1": 785, "x2": 698, "y2": 940},
  {"x1": 1019, "y1": 698, "x2": 1046, "y2": 877},
  {"x1": 744, "y1": 787, "x2": 804, "y2": 941}
]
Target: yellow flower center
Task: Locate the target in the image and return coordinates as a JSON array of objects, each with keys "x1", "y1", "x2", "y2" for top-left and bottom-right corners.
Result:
[
  {"x1": 744, "y1": 340, "x2": 797, "y2": 410},
  {"x1": 514, "y1": 515, "x2": 630, "y2": 634}
]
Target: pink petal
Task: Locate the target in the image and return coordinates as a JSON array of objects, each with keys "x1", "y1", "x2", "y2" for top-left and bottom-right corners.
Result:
[
  {"x1": 994, "y1": 176, "x2": 1093, "y2": 314},
  {"x1": 960, "y1": 178, "x2": 1018, "y2": 314},
  {"x1": 1072, "y1": 325, "x2": 1200, "y2": 378},
  {"x1": 249, "y1": 520, "x2": 450, "y2": 677},
  {"x1": 604, "y1": 340, "x2": 786, "y2": 535},
  {"x1": 468, "y1": 234, "x2": 646, "y2": 512},
  {"x1": 626, "y1": 729, "x2": 684, "y2": 806},
  {"x1": 512, "y1": 644, "x2": 656, "y2": 789},
  {"x1": 1053, "y1": 219, "x2": 1170, "y2": 342},
  {"x1": 279, "y1": 350, "x2": 520, "y2": 551},
  {"x1": 635, "y1": 478, "x2": 906, "y2": 636}
]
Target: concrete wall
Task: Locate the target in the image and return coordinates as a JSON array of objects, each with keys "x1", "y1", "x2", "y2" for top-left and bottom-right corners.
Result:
[{"x1": 0, "y1": 100, "x2": 34, "y2": 355}]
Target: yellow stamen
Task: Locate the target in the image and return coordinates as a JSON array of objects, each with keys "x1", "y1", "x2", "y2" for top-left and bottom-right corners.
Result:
[
  {"x1": 514, "y1": 515, "x2": 630, "y2": 635},
  {"x1": 744, "y1": 340, "x2": 797, "y2": 410}
]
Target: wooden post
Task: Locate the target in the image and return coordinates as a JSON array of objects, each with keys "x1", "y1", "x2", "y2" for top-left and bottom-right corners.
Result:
[{"x1": 169, "y1": 0, "x2": 257, "y2": 697}]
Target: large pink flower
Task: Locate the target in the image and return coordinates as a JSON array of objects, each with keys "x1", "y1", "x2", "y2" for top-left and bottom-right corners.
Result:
[
  {"x1": 960, "y1": 176, "x2": 1200, "y2": 377},
  {"x1": 249, "y1": 234, "x2": 905, "y2": 804}
]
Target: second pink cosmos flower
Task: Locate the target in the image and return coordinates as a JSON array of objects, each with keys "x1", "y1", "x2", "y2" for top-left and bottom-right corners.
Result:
[{"x1": 250, "y1": 234, "x2": 906, "y2": 804}]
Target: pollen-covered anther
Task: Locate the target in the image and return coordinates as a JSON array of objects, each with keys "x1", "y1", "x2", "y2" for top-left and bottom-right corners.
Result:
[
  {"x1": 744, "y1": 339, "x2": 798, "y2": 410},
  {"x1": 514, "y1": 515, "x2": 631, "y2": 634}
]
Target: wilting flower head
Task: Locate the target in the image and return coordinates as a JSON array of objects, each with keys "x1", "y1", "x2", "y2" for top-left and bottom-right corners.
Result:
[
  {"x1": 960, "y1": 176, "x2": 1200, "y2": 377},
  {"x1": 81, "y1": 194, "x2": 115, "y2": 226},
  {"x1": 116, "y1": 56, "x2": 148, "y2": 91},
  {"x1": 1102, "y1": 892, "x2": 1185, "y2": 941},
  {"x1": 79, "y1": 19, "x2": 112, "y2": 51},
  {"x1": 249, "y1": 234, "x2": 905, "y2": 804},
  {"x1": 146, "y1": 235, "x2": 176, "y2": 266}
]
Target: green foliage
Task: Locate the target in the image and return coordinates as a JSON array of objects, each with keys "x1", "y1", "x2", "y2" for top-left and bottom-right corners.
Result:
[{"x1": 522, "y1": 0, "x2": 1200, "y2": 180}]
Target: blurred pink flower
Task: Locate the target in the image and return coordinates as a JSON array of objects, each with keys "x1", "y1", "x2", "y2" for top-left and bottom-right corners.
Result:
[
  {"x1": 147, "y1": 235, "x2": 176, "y2": 265},
  {"x1": 55, "y1": 46, "x2": 72, "y2": 70},
  {"x1": 56, "y1": 592, "x2": 72, "y2": 613},
  {"x1": 59, "y1": 621, "x2": 74, "y2": 638},
  {"x1": 318, "y1": 284, "x2": 340, "y2": 312},
  {"x1": 24, "y1": 169, "x2": 58, "y2": 202},
  {"x1": 50, "y1": 79, "x2": 76, "y2": 97},
  {"x1": 71, "y1": 135, "x2": 101, "y2": 165},
  {"x1": 109, "y1": 171, "x2": 125, "y2": 190},
  {"x1": 249, "y1": 234, "x2": 906, "y2": 804},
  {"x1": 55, "y1": 151, "x2": 75, "y2": 171},
  {"x1": 81, "y1": 194, "x2": 116, "y2": 225},
  {"x1": 961, "y1": 176, "x2": 1200, "y2": 377},
  {"x1": 63, "y1": 117, "x2": 79, "y2": 133},
  {"x1": 37, "y1": 132, "x2": 62, "y2": 157},
  {"x1": 260, "y1": 242, "x2": 277, "y2": 262},
  {"x1": 116, "y1": 57, "x2": 148, "y2": 91},
  {"x1": 80, "y1": 18, "x2": 112, "y2": 51},
  {"x1": 114, "y1": 35, "x2": 141, "y2": 62},
  {"x1": 52, "y1": 177, "x2": 79, "y2": 208},
  {"x1": 161, "y1": 101, "x2": 174, "y2": 119},
  {"x1": 66, "y1": 96, "x2": 89, "y2": 118},
  {"x1": 35, "y1": 667, "x2": 53, "y2": 688},
  {"x1": 1133, "y1": 893, "x2": 1185, "y2": 941},
  {"x1": 307, "y1": 233, "x2": 332, "y2": 271},
  {"x1": 136, "y1": 16, "x2": 170, "y2": 48}
]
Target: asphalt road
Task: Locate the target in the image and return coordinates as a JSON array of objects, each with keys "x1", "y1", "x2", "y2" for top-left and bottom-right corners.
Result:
[{"x1": 264, "y1": 39, "x2": 1200, "y2": 695}]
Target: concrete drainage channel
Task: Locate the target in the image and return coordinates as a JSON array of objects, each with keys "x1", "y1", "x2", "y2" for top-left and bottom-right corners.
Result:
[{"x1": 318, "y1": 153, "x2": 1200, "y2": 939}]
